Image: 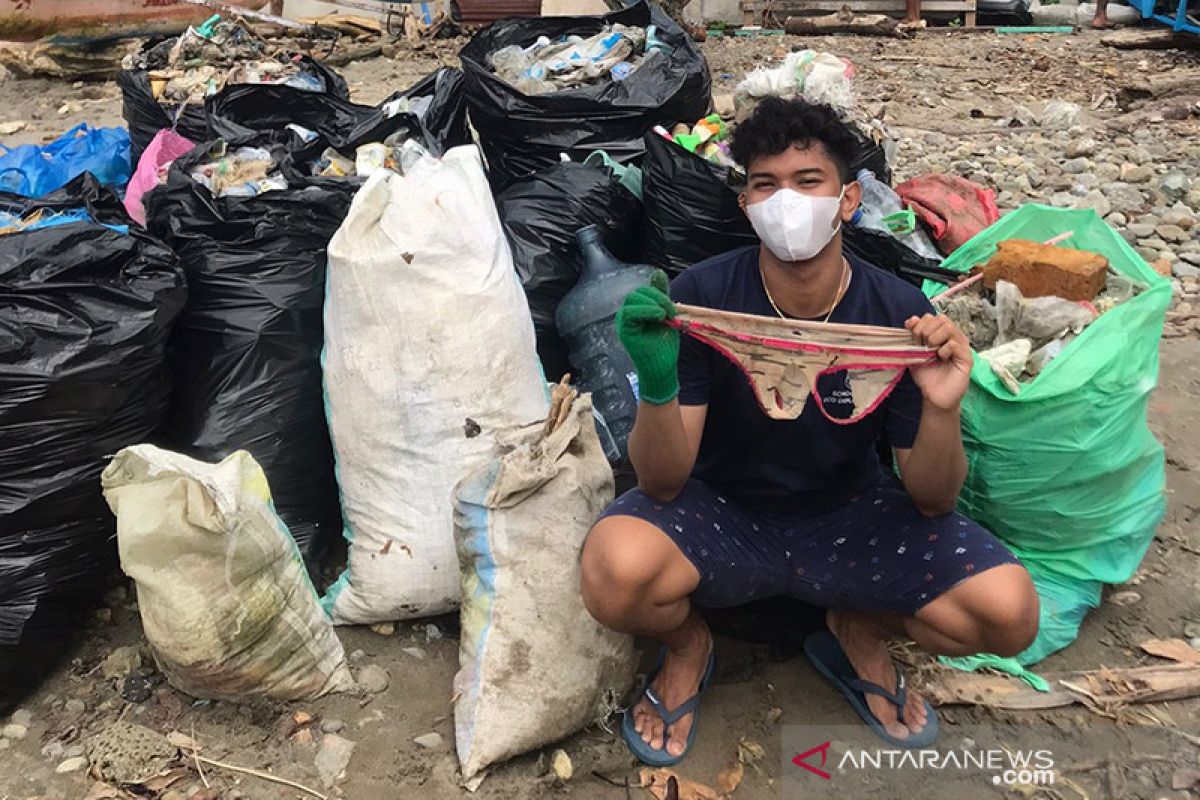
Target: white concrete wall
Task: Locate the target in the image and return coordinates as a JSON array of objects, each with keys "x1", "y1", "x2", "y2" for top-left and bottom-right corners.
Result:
[{"x1": 683, "y1": 0, "x2": 742, "y2": 24}]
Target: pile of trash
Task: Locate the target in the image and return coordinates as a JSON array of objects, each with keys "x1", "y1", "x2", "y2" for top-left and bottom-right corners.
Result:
[
  {"x1": 653, "y1": 114, "x2": 737, "y2": 169},
  {"x1": 487, "y1": 22, "x2": 668, "y2": 95},
  {"x1": 940, "y1": 238, "x2": 1146, "y2": 393},
  {"x1": 188, "y1": 142, "x2": 288, "y2": 198},
  {"x1": 312, "y1": 137, "x2": 431, "y2": 179}
]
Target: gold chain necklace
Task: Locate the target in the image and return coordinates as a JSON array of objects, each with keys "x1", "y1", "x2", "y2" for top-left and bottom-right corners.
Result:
[{"x1": 760, "y1": 257, "x2": 850, "y2": 323}]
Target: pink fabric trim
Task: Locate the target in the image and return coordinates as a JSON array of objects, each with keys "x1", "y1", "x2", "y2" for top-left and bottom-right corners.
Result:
[{"x1": 668, "y1": 318, "x2": 936, "y2": 362}]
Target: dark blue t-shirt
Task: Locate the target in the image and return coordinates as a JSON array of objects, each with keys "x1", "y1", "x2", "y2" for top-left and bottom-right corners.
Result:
[{"x1": 670, "y1": 246, "x2": 934, "y2": 516}]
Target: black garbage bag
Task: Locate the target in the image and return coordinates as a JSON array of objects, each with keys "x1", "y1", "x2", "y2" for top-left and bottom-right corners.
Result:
[
  {"x1": 640, "y1": 131, "x2": 757, "y2": 275},
  {"x1": 847, "y1": 124, "x2": 891, "y2": 186},
  {"x1": 146, "y1": 133, "x2": 350, "y2": 564},
  {"x1": 460, "y1": 1, "x2": 711, "y2": 189},
  {"x1": 843, "y1": 224, "x2": 961, "y2": 288},
  {"x1": 0, "y1": 174, "x2": 185, "y2": 669},
  {"x1": 208, "y1": 67, "x2": 471, "y2": 162},
  {"x1": 495, "y1": 162, "x2": 643, "y2": 381},
  {"x1": 118, "y1": 53, "x2": 348, "y2": 163}
]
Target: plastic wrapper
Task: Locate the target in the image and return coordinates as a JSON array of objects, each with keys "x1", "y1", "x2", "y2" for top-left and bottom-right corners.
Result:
[{"x1": 460, "y1": 2, "x2": 711, "y2": 189}]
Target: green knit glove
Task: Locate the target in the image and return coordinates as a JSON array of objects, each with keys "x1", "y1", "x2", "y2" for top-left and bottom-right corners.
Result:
[{"x1": 616, "y1": 270, "x2": 680, "y2": 405}]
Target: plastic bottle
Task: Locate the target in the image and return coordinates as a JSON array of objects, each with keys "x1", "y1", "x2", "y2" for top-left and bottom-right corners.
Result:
[
  {"x1": 556, "y1": 225, "x2": 656, "y2": 462},
  {"x1": 853, "y1": 169, "x2": 943, "y2": 262}
]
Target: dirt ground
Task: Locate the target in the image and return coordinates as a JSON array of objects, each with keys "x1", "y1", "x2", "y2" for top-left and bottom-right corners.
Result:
[{"x1": 2, "y1": 26, "x2": 1200, "y2": 800}]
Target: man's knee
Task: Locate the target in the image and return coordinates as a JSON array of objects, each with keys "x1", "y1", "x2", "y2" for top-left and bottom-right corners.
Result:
[
  {"x1": 972, "y1": 565, "x2": 1040, "y2": 656},
  {"x1": 580, "y1": 517, "x2": 667, "y2": 624}
]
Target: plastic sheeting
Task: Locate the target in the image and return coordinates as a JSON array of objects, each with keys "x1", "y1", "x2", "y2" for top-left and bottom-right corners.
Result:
[
  {"x1": 923, "y1": 205, "x2": 1170, "y2": 664},
  {"x1": 460, "y1": 1, "x2": 711, "y2": 189},
  {"x1": 0, "y1": 175, "x2": 185, "y2": 657},
  {"x1": 0, "y1": 123, "x2": 131, "y2": 198}
]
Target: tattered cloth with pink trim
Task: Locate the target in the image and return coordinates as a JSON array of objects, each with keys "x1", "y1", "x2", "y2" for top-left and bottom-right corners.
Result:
[
  {"x1": 669, "y1": 304, "x2": 937, "y2": 424},
  {"x1": 895, "y1": 173, "x2": 1000, "y2": 257}
]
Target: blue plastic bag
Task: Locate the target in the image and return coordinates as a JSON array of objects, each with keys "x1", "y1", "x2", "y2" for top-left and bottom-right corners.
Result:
[{"x1": 0, "y1": 124, "x2": 131, "y2": 198}]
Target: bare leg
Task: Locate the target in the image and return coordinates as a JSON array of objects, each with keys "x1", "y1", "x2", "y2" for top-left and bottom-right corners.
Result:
[
  {"x1": 1091, "y1": 0, "x2": 1113, "y2": 28},
  {"x1": 827, "y1": 563, "x2": 1038, "y2": 740},
  {"x1": 580, "y1": 515, "x2": 712, "y2": 759}
]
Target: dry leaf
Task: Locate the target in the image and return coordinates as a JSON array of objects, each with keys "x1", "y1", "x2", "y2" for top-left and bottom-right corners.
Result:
[
  {"x1": 165, "y1": 731, "x2": 199, "y2": 751},
  {"x1": 715, "y1": 760, "x2": 744, "y2": 794},
  {"x1": 737, "y1": 738, "x2": 764, "y2": 764},
  {"x1": 135, "y1": 767, "x2": 191, "y2": 793},
  {"x1": 640, "y1": 767, "x2": 723, "y2": 800},
  {"x1": 83, "y1": 783, "x2": 126, "y2": 800},
  {"x1": 1140, "y1": 638, "x2": 1200, "y2": 664}
]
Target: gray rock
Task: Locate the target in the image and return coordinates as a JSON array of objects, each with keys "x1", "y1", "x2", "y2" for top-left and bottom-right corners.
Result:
[
  {"x1": 1136, "y1": 246, "x2": 1160, "y2": 262},
  {"x1": 1039, "y1": 100, "x2": 1081, "y2": 129},
  {"x1": 1105, "y1": 212, "x2": 1128, "y2": 227},
  {"x1": 1173, "y1": 262, "x2": 1200, "y2": 278},
  {"x1": 0, "y1": 739, "x2": 8, "y2": 751},
  {"x1": 349, "y1": 649, "x2": 365, "y2": 662},
  {"x1": 100, "y1": 646, "x2": 142, "y2": 679},
  {"x1": 1180, "y1": 252, "x2": 1200, "y2": 267},
  {"x1": 1076, "y1": 191, "x2": 1111, "y2": 218},
  {"x1": 55, "y1": 756, "x2": 88, "y2": 773},
  {"x1": 1063, "y1": 158, "x2": 1090, "y2": 175},
  {"x1": 321, "y1": 718, "x2": 345, "y2": 734},
  {"x1": 65, "y1": 744, "x2": 85, "y2": 759},
  {"x1": 41, "y1": 741, "x2": 65, "y2": 760},
  {"x1": 8, "y1": 709, "x2": 31, "y2": 727},
  {"x1": 315, "y1": 734, "x2": 355, "y2": 788},
  {"x1": 1026, "y1": 165, "x2": 1045, "y2": 188},
  {"x1": 1163, "y1": 208, "x2": 1195, "y2": 230},
  {"x1": 64, "y1": 698, "x2": 86, "y2": 714},
  {"x1": 414, "y1": 732, "x2": 443, "y2": 749},
  {"x1": 1065, "y1": 138, "x2": 1097, "y2": 158},
  {"x1": 1159, "y1": 250, "x2": 1176, "y2": 263},
  {"x1": 1, "y1": 723, "x2": 27, "y2": 739},
  {"x1": 425, "y1": 624, "x2": 443, "y2": 641},
  {"x1": 1156, "y1": 224, "x2": 1188, "y2": 243},
  {"x1": 1160, "y1": 170, "x2": 1190, "y2": 200},
  {"x1": 1104, "y1": 183, "x2": 1147, "y2": 214},
  {"x1": 1113, "y1": 136, "x2": 1134, "y2": 148},
  {"x1": 401, "y1": 646, "x2": 426, "y2": 660},
  {"x1": 356, "y1": 665, "x2": 389, "y2": 694},
  {"x1": 1141, "y1": 237, "x2": 1168, "y2": 250},
  {"x1": 1127, "y1": 223, "x2": 1156, "y2": 238},
  {"x1": 1095, "y1": 163, "x2": 1120, "y2": 183}
]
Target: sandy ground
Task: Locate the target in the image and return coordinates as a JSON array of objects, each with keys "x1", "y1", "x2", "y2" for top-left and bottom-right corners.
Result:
[{"x1": 1, "y1": 27, "x2": 1200, "y2": 800}]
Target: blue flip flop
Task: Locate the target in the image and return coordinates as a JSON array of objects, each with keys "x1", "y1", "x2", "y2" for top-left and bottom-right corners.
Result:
[
  {"x1": 804, "y1": 630, "x2": 939, "y2": 749},
  {"x1": 621, "y1": 645, "x2": 716, "y2": 766}
]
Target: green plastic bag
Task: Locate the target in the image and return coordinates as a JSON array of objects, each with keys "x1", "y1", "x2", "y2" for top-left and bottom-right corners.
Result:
[{"x1": 923, "y1": 205, "x2": 1170, "y2": 664}]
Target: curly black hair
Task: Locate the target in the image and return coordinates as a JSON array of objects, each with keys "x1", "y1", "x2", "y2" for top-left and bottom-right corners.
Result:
[{"x1": 730, "y1": 97, "x2": 860, "y2": 183}]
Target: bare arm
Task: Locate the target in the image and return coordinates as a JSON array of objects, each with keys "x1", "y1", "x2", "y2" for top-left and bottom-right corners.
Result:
[
  {"x1": 896, "y1": 313, "x2": 973, "y2": 517},
  {"x1": 627, "y1": 401, "x2": 707, "y2": 503}
]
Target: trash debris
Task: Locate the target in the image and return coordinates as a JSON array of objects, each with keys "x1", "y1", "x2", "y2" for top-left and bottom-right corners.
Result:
[
  {"x1": 459, "y1": 1, "x2": 710, "y2": 188},
  {"x1": 896, "y1": 173, "x2": 1000, "y2": 257},
  {"x1": 99, "y1": 646, "x2": 143, "y2": 680},
  {"x1": 557, "y1": 229, "x2": 656, "y2": 458},
  {"x1": 0, "y1": 175, "x2": 184, "y2": 666},
  {"x1": 715, "y1": 759, "x2": 744, "y2": 794},
  {"x1": 123, "y1": 129, "x2": 195, "y2": 226},
  {"x1": 321, "y1": 146, "x2": 548, "y2": 625},
  {"x1": 117, "y1": 19, "x2": 348, "y2": 162},
  {"x1": 487, "y1": 23, "x2": 653, "y2": 94},
  {"x1": 87, "y1": 722, "x2": 176, "y2": 784},
  {"x1": 982, "y1": 239, "x2": 1109, "y2": 302},
  {"x1": 926, "y1": 205, "x2": 1170, "y2": 664},
  {"x1": 496, "y1": 160, "x2": 643, "y2": 381},
  {"x1": 1140, "y1": 639, "x2": 1200, "y2": 664},
  {"x1": 854, "y1": 168, "x2": 943, "y2": 262},
  {"x1": 640, "y1": 767, "x2": 725, "y2": 800},
  {"x1": 188, "y1": 142, "x2": 288, "y2": 198},
  {"x1": 0, "y1": 123, "x2": 130, "y2": 198},
  {"x1": 734, "y1": 49, "x2": 855, "y2": 118},
  {"x1": 653, "y1": 114, "x2": 737, "y2": 169},
  {"x1": 355, "y1": 665, "x2": 389, "y2": 695},
  {"x1": 453, "y1": 382, "x2": 632, "y2": 779},
  {"x1": 413, "y1": 732, "x2": 443, "y2": 749},
  {"x1": 551, "y1": 749, "x2": 573, "y2": 781},
  {"x1": 994, "y1": 280, "x2": 1096, "y2": 349},
  {"x1": 101, "y1": 445, "x2": 354, "y2": 702}
]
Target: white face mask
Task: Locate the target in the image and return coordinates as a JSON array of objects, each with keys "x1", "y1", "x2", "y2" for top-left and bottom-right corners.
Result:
[{"x1": 744, "y1": 187, "x2": 845, "y2": 263}]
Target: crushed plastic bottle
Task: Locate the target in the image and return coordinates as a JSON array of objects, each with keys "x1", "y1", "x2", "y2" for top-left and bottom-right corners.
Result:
[
  {"x1": 555, "y1": 225, "x2": 656, "y2": 462},
  {"x1": 852, "y1": 169, "x2": 943, "y2": 262}
]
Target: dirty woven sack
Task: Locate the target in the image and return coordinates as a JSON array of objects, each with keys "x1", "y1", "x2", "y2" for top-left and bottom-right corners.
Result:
[
  {"x1": 923, "y1": 204, "x2": 1169, "y2": 664},
  {"x1": 102, "y1": 444, "x2": 353, "y2": 701},
  {"x1": 322, "y1": 146, "x2": 548, "y2": 624},
  {"x1": 454, "y1": 388, "x2": 634, "y2": 780}
]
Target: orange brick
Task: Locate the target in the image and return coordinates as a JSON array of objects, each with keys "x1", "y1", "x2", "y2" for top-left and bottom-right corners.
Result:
[{"x1": 982, "y1": 239, "x2": 1109, "y2": 302}]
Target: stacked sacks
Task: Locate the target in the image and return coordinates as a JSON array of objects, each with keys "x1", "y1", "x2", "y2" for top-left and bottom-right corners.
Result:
[{"x1": 0, "y1": 176, "x2": 185, "y2": 706}]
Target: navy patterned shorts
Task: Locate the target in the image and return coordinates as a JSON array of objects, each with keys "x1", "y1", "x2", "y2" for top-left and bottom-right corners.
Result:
[{"x1": 597, "y1": 477, "x2": 1020, "y2": 616}]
